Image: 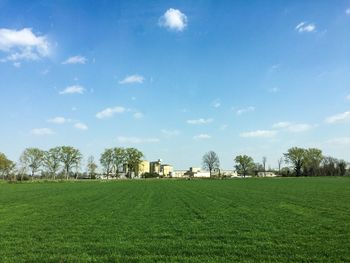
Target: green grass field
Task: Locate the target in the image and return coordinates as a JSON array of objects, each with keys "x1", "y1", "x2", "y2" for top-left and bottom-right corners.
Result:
[{"x1": 1, "y1": 178, "x2": 350, "y2": 262}]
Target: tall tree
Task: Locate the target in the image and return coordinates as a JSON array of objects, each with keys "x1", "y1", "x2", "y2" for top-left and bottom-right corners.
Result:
[
  {"x1": 202, "y1": 151, "x2": 220, "y2": 177},
  {"x1": 278, "y1": 157, "x2": 283, "y2": 174},
  {"x1": 100, "y1": 148, "x2": 114, "y2": 179},
  {"x1": 262, "y1": 156, "x2": 267, "y2": 176},
  {"x1": 0, "y1": 153, "x2": 14, "y2": 180},
  {"x1": 19, "y1": 148, "x2": 45, "y2": 179},
  {"x1": 59, "y1": 146, "x2": 82, "y2": 180},
  {"x1": 338, "y1": 160, "x2": 347, "y2": 176},
  {"x1": 43, "y1": 147, "x2": 61, "y2": 179},
  {"x1": 125, "y1": 148, "x2": 144, "y2": 178},
  {"x1": 304, "y1": 148, "x2": 323, "y2": 176},
  {"x1": 87, "y1": 156, "x2": 98, "y2": 179},
  {"x1": 234, "y1": 155, "x2": 255, "y2": 178},
  {"x1": 113, "y1": 147, "x2": 126, "y2": 178},
  {"x1": 284, "y1": 147, "x2": 306, "y2": 177}
]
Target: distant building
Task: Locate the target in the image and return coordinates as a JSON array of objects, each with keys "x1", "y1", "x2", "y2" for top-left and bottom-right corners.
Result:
[
  {"x1": 184, "y1": 167, "x2": 210, "y2": 178},
  {"x1": 150, "y1": 159, "x2": 162, "y2": 174},
  {"x1": 161, "y1": 164, "x2": 174, "y2": 177},
  {"x1": 257, "y1": 172, "x2": 277, "y2": 177},
  {"x1": 137, "y1": 160, "x2": 150, "y2": 176},
  {"x1": 221, "y1": 170, "x2": 239, "y2": 177}
]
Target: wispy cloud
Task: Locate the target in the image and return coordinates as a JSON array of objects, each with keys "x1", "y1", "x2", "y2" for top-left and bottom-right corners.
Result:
[
  {"x1": 236, "y1": 106, "x2": 255, "y2": 115},
  {"x1": 47, "y1": 117, "x2": 69, "y2": 124},
  {"x1": 59, "y1": 85, "x2": 85, "y2": 95},
  {"x1": 346, "y1": 8, "x2": 350, "y2": 15},
  {"x1": 272, "y1": 122, "x2": 292, "y2": 129},
  {"x1": 211, "y1": 99, "x2": 221, "y2": 108},
  {"x1": 96, "y1": 106, "x2": 126, "y2": 119},
  {"x1": 220, "y1": 124, "x2": 228, "y2": 130},
  {"x1": 287, "y1": 123, "x2": 313, "y2": 133},
  {"x1": 62, "y1": 55, "x2": 87, "y2": 64},
  {"x1": 117, "y1": 136, "x2": 159, "y2": 144},
  {"x1": 74, "y1": 122, "x2": 88, "y2": 130},
  {"x1": 347, "y1": 94, "x2": 350, "y2": 100},
  {"x1": 240, "y1": 130, "x2": 277, "y2": 138},
  {"x1": 30, "y1": 128, "x2": 54, "y2": 135},
  {"x1": 187, "y1": 118, "x2": 213, "y2": 125},
  {"x1": 272, "y1": 121, "x2": 313, "y2": 132},
  {"x1": 161, "y1": 129, "x2": 180, "y2": 137},
  {"x1": 326, "y1": 137, "x2": 350, "y2": 145},
  {"x1": 159, "y1": 8, "x2": 188, "y2": 32},
  {"x1": 133, "y1": 112, "x2": 144, "y2": 119},
  {"x1": 325, "y1": 111, "x2": 350, "y2": 124},
  {"x1": 119, "y1": 74, "x2": 144, "y2": 84},
  {"x1": 268, "y1": 87, "x2": 279, "y2": 93},
  {"x1": 295, "y1": 22, "x2": 316, "y2": 33},
  {"x1": 193, "y1": 134, "x2": 211, "y2": 140},
  {"x1": 0, "y1": 28, "x2": 50, "y2": 62}
]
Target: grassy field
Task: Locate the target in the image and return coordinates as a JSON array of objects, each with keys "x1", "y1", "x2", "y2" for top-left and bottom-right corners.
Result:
[{"x1": 0, "y1": 178, "x2": 350, "y2": 262}]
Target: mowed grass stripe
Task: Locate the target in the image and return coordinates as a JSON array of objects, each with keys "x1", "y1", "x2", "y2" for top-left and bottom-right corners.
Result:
[{"x1": 0, "y1": 178, "x2": 350, "y2": 262}]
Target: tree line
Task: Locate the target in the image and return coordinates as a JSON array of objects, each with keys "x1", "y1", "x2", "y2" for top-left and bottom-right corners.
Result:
[
  {"x1": 0, "y1": 146, "x2": 143, "y2": 181},
  {"x1": 0, "y1": 146, "x2": 349, "y2": 181},
  {"x1": 203, "y1": 147, "x2": 349, "y2": 178}
]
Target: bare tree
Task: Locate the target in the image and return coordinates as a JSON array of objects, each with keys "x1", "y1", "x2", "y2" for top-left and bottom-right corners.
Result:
[
  {"x1": 87, "y1": 156, "x2": 98, "y2": 179},
  {"x1": 278, "y1": 157, "x2": 283, "y2": 174},
  {"x1": 262, "y1": 156, "x2": 267, "y2": 176},
  {"x1": 202, "y1": 151, "x2": 220, "y2": 177}
]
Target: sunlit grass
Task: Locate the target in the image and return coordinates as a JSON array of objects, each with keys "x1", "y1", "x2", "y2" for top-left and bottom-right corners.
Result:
[{"x1": 0, "y1": 178, "x2": 350, "y2": 262}]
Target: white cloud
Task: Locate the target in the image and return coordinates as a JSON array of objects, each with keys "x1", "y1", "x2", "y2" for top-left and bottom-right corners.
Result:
[
  {"x1": 159, "y1": 8, "x2": 188, "y2": 31},
  {"x1": 96, "y1": 106, "x2": 126, "y2": 119},
  {"x1": 295, "y1": 22, "x2": 316, "y2": 33},
  {"x1": 0, "y1": 28, "x2": 50, "y2": 62},
  {"x1": 326, "y1": 137, "x2": 350, "y2": 145},
  {"x1": 59, "y1": 85, "x2": 85, "y2": 95},
  {"x1": 346, "y1": 8, "x2": 350, "y2": 15},
  {"x1": 193, "y1": 134, "x2": 211, "y2": 140},
  {"x1": 268, "y1": 87, "x2": 279, "y2": 93},
  {"x1": 211, "y1": 99, "x2": 221, "y2": 108},
  {"x1": 220, "y1": 124, "x2": 228, "y2": 130},
  {"x1": 74, "y1": 122, "x2": 88, "y2": 130},
  {"x1": 236, "y1": 106, "x2": 255, "y2": 115},
  {"x1": 273, "y1": 121, "x2": 313, "y2": 132},
  {"x1": 119, "y1": 74, "x2": 144, "y2": 84},
  {"x1": 117, "y1": 136, "x2": 159, "y2": 144},
  {"x1": 347, "y1": 94, "x2": 350, "y2": 100},
  {"x1": 272, "y1": 122, "x2": 292, "y2": 129},
  {"x1": 62, "y1": 55, "x2": 87, "y2": 65},
  {"x1": 13, "y1": 62, "x2": 21, "y2": 68},
  {"x1": 47, "y1": 117, "x2": 68, "y2": 124},
  {"x1": 161, "y1": 129, "x2": 180, "y2": 137},
  {"x1": 325, "y1": 111, "x2": 350, "y2": 124},
  {"x1": 287, "y1": 123, "x2": 313, "y2": 133},
  {"x1": 133, "y1": 112, "x2": 144, "y2": 119},
  {"x1": 187, "y1": 118, "x2": 213, "y2": 125},
  {"x1": 30, "y1": 128, "x2": 54, "y2": 135},
  {"x1": 240, "y1": 130, "x2": 277, "y2": 138}
]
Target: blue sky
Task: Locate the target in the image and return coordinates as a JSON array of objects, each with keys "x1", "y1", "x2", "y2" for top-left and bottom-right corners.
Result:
[{"x1": 0, "y1": 0, "x2": 350, "y2": 169}]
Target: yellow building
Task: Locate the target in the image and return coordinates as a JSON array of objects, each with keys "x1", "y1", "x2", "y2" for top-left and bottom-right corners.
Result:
[
  {"x1": 150, "y1": 160, "x2": 162, "y2": 174},
  {"x1": 161, "y1": 164, "x2": 173, "y2": 177},
  {"x1": 137, "y1": 160, "x2": 150, "y2": 176}
]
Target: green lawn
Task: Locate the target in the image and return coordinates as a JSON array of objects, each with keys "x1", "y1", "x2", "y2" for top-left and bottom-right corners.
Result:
[{"x1": 0, "y1": 178, "x2": 350, "y2": 262}]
